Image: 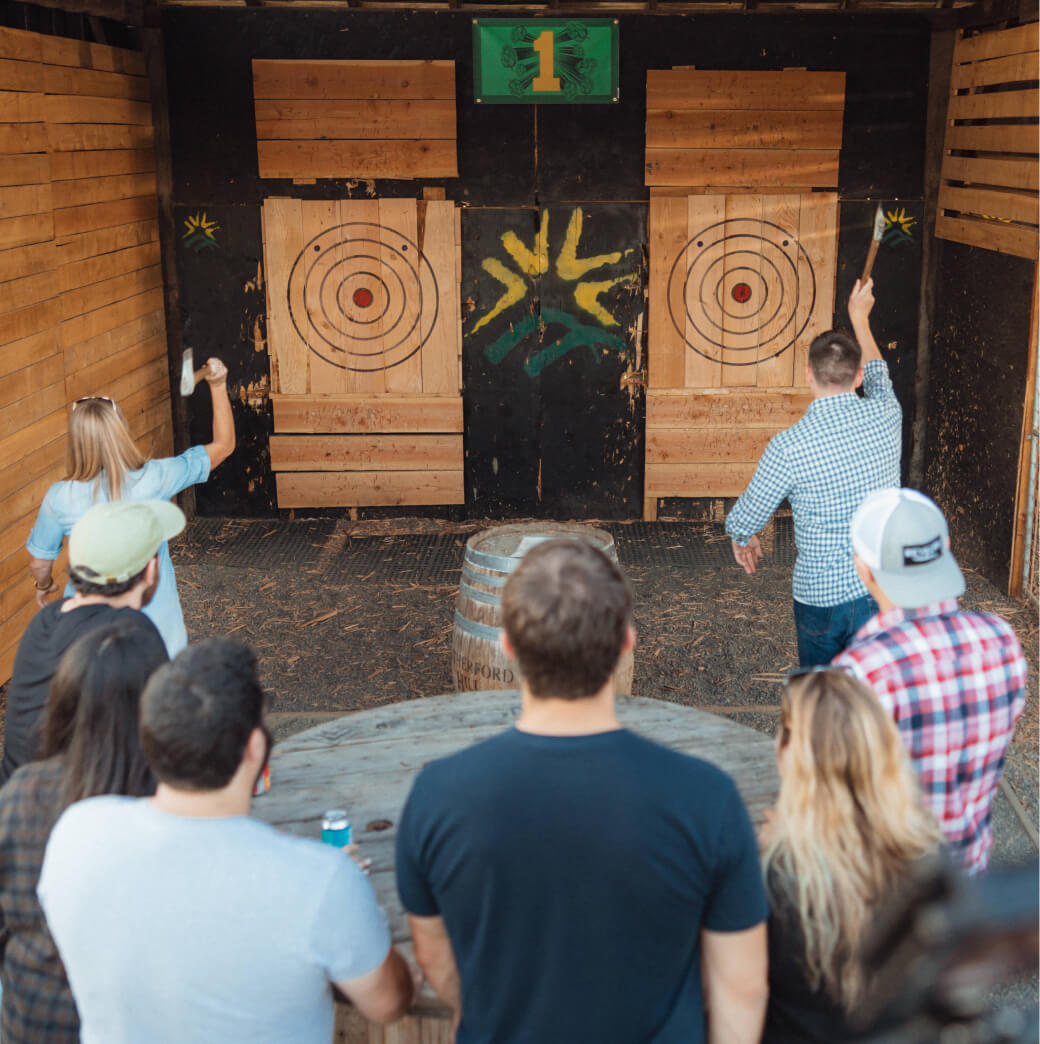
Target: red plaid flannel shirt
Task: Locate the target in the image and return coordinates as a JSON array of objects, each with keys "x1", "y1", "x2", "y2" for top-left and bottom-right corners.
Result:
[{"x1": 834, "y1": 600, "x2": 1027, "y2": 874}]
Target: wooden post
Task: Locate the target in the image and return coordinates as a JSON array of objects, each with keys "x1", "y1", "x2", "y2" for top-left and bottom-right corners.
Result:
[
  {"x1": 909, "y1": 28, "x2": 956, "y2": 490},
  {"x1": 141, "y1": 5, "x2": 195, "y2": 516},
  {"x1": 1008, "y1": 265, "x2": 1039, "y2": 599}
]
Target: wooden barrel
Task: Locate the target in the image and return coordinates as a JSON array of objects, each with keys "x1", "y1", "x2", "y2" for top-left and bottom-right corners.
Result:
[{"x1": 452, "y1": 522, "x2": 635, "y2": 695}]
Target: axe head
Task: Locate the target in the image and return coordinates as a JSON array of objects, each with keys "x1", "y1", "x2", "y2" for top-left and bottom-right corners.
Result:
[
  {"x1": 179, "y1": 347, "x2": 195, "y2": 397},
  {"x1": 872, "y1": 203, "x2": 886, "y2": 242}
]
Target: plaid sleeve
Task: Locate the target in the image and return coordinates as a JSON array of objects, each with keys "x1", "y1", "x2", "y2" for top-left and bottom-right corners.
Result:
[
  {"x1": 725, "y1": 434, "x2": 792, "y2": 546},
  {"x1": 862, "y1": 359, "x2": 901, "y2": 417}
]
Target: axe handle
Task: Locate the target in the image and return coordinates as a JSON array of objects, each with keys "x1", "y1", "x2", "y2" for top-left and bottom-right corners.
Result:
[
  {"x1": 861, "y1": 240, "x2": 880, "y2": 283},
  {"x1": 192, "y1": 365, "x2": 208, "y2": 387}
]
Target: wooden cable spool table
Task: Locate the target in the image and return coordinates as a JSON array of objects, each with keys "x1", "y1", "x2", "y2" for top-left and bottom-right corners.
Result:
[{"x1": 252, "y1": 690, "x2": 780, "y2": 1044}]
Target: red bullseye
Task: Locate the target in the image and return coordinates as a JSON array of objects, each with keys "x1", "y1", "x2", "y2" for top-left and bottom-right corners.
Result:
[
  {"x1": 732, "y1": 283, "x2": 752, "y2": 304},
  {"x1": 352, "y1": 287, "x2": 374, "y2": 308}
]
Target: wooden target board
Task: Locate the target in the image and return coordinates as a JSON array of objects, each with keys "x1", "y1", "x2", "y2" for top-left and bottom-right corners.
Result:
[
  {"x1": 263, "y1": 197, "x2": 463, "y2": 508},
  {"x1": 645, "y1": 192, "x2": 837, "y2": 517}
]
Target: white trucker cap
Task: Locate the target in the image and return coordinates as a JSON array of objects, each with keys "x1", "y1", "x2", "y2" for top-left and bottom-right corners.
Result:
[{"x1": 851, "y1": 488, "x2": 965, "y2": 608}]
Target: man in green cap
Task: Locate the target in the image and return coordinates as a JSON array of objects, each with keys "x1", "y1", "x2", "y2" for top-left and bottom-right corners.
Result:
[{"x1": 1, "y1": 500, "x2": 185, "y2": 786}]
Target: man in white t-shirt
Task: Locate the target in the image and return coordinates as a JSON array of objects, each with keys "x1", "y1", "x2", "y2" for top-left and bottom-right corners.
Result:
[{"x1": 39, "y1": 638, "x2": 418, "y2": 1044}]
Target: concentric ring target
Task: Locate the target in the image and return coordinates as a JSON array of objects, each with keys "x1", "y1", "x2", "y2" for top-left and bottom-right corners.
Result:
[
  {"x1": 287, "y1": 223, "x2": 440, "y2": 373},
  {"x1": 667, "y1": 219, "x2": 816, "y2": 366}
]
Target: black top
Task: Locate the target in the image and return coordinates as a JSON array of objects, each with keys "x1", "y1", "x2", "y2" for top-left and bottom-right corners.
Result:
[
  {"x1": 764, "y1": 870, "x2": 865, "y2": 1044},
  {"x1": 396, "y1": 727, "x2": 768, "y2": 1044},
  {"x1": 0, "y1": 757, "x2": 78, "y2": 1044},
  {"x1": 1, "y1": 602, "x2": 159, "y2": 786}
]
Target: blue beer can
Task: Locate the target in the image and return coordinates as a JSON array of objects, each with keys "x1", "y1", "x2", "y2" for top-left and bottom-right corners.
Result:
[{"x1": 321, "y1": 809, "x2": 352, "y2": 847}]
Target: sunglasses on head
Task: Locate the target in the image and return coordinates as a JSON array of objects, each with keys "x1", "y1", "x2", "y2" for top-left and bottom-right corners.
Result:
[{"x1": 72, "y1": 396, "x2": 117, "y2": 412}]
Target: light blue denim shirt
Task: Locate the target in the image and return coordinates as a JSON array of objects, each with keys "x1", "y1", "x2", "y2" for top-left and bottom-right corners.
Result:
[{"x1": 26, "y1": 446, "x2": 211, "y2": 655}]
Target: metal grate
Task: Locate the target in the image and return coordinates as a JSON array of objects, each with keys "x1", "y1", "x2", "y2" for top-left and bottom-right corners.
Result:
[
  {"x1": 170, "y1": 517, "x2": 796, "y2": 577},
  {"x1": 607, "y1": 518, "x2": 795, "y2": 569},
  {"x1": 322, "y1": 533, "x2": 467, "y2": 584},
  {"x1": 171, "y1": 518, "x2": 338, "y2": 569}
]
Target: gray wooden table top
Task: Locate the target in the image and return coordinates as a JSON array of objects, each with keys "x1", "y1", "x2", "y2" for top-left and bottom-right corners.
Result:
[{"x1": 252, "y1": 690, "x2": 780, "y2": 954}]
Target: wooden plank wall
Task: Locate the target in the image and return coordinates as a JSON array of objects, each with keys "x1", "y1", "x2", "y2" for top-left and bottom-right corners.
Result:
[
  {"x1": 264, "y1": 197, "x2": 464, "y2": 508},
  {"x1": 644, "y1": 69, "x2": 845, "y2": 192},
  {"x1": 936, "y1": 22, "x2": 1039, "y2": 260},
  {"x1": 644, "y1": 191, "x2": 836, "y2": 514},
  {"x1": 253, "y1": 60, "x2": 458, "y2": 181},
  {"x1": 0, "y1": 26, "x2": 169, "y2": 683}
]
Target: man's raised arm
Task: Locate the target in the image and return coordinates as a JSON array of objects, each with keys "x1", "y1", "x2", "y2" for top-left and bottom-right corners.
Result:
[{"x1": 848, "y1": 278, "x2": 881, "y2": 366}]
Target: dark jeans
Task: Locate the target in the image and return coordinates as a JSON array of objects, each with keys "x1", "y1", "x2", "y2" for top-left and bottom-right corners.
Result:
[{"x1": 793, "y1": 594, "x2": 878, "y2": 668}]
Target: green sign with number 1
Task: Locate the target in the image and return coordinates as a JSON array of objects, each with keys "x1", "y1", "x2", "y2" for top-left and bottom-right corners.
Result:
[{"x1": 473, "y1": 19, "x2": 619, "y2": 105}]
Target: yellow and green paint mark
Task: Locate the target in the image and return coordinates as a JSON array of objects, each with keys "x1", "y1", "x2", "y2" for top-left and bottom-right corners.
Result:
[
  {"x1": 183, "y1": 211, "x2": 220, "y2": 252},
  {"x1": 469, "y1": 208, "x2": 637, "y2": 377}
]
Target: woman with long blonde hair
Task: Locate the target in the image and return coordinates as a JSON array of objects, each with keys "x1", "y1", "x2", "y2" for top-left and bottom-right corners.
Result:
[
  {"x1": 761, "y1": 668, "x2": 943, "y2": 1042},
  {"x1": 26, "y1": 359, "x2": 235, "y2": 655}
]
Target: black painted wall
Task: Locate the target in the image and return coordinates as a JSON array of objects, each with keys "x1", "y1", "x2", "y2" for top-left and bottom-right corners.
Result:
[
  {"x1": 925, "y1": 241, "x2": 1034, "y2": 592},
  {"x1": 162, "y1": 8, "x2": 931, "y2": 518}
]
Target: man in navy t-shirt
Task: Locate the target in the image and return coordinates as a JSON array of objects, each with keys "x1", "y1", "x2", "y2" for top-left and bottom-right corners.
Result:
[{"x1": 396, "y1": 539, "x2": 768, "y2": 1044}]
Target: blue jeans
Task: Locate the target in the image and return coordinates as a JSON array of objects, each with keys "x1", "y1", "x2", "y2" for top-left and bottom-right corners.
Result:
[{"x1": 793, "y1": 595, "x2": 878, "y2": 668}]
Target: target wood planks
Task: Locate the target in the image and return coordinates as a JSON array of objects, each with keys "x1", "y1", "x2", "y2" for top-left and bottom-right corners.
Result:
[
  {"x1": 253, "y1": 60, "x2": 458, "y2": 181},
  {"x1": 936, "y1": 23, "x2": 1039, "y2": 261},
  {"x1": 0, "y1": 25, "x2": 168, "y2": 685},
  {"x1": 263, "y1": 197, "x2": 463, "y2": 509},
  {"x1": 644, "y1": 192, "x2": 835, "y2": 515},
  {"x1": 645, "y1": 69, "x2": 844, "y2": 193}
]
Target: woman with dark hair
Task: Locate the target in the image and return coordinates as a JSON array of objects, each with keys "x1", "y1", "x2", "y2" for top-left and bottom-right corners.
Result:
[
  {"x1": 761, "y1": 668, "x2": 943, "y2": 1042},
  {"x1": 25, "y1": 358, "x2": 235, "y2": 656},
  {"x1": 0, "y1": 620, "x2": 166, "y2": 1044}
]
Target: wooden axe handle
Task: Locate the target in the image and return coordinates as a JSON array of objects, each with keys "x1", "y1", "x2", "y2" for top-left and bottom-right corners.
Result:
[
  {"x1": 861, "y1": 240, "x2": 880, "y2": 283},
  {"x1": 192, "y1": 365, "x2": 208, "y2": 386}
]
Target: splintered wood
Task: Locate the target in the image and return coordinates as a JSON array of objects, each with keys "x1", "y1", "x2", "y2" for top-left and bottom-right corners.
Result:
[
  {"x1": 643, "y1": 192, "x2": 836, "y2": 515},
  {"x1": 936, "y1": 23, "x2": 1039, "y2": 260},
  {"x1": 252, "y1": 60, "x2": 458, "y2": 181},
  {"x1": 644, "y1": 69, "x2": 845, "y2": 193},
  {"x1": 263, "y1": 197, "x2": 463, "y2": 509},
  {"x1": 0, "y1": 25, "x2": 170, "y2": 684}
]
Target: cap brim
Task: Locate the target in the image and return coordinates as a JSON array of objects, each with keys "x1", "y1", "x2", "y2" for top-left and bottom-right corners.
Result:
[
  {"x1": 873, "y1": 554, "x2": 965, "y2": 608},
  {"x1": 147, "y1": 500, "x2": 187, "y2": 542}
]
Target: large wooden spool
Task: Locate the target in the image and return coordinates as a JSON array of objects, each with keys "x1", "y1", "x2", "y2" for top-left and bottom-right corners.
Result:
[{"x1": 452, "y1": 523, "x2": 635, "y2": 696}]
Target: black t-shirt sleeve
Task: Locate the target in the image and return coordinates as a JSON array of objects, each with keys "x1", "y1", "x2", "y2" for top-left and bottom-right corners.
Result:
[
  {"x1": 702, "y1": 779, "x2": 768, "y2": 933},
  {"x1": 395, "y1": 769, "x2": 440, "y2": 917}
]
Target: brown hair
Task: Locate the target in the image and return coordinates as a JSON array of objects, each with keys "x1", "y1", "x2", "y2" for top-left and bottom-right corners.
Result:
[
  {"x1": 763, "y1": 670, "x2": 942, "y2": 1009},
  {"x1": 65, "y1": 398, "x2": 147, "y2": 501},
  {"x1": 501, "y1": 539, "x2": 631, "y2": 701},
  {"x1": 808, "y1": 330, "x2": 861, "y2": 390},
  {"x1": 39, "y1": 620, "x2": 165, "y2": 811}
]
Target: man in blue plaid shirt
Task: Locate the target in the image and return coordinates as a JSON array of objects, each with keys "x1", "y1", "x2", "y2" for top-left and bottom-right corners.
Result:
[{"x1": 725, "y1": 279, "x2": 902, "y2": 666}]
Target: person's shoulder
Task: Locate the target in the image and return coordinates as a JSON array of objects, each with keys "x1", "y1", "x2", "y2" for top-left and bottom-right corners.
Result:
[
  {"x1": 51, "y1": 794, "x2": 141, "y2": 842},
  {"x1": 625, "y1": 730, "x2": 743, "y2": 792}
]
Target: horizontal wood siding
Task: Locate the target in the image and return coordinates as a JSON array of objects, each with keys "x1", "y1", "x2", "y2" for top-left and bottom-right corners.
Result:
[
  {"x1": 645, "y1": 69, "x2": 845, "y2": 192},
  {"x1": 252, "y1": 60, "x2": 457, "y2": 181},
  {"x1": 0, "y1": 26, "x2": 170, "y2": 685},
  {"x1": 936, "y1": 23, "x2": 1039, "y2": 260}
]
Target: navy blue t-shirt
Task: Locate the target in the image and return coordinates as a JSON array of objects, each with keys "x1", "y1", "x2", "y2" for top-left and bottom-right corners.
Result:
[{"x1": 396, "y1": 727, "x2": 767, "y2": 1044}]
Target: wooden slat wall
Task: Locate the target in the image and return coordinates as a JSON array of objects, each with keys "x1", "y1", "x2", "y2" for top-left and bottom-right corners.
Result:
[
  {"x1": 645, "y1": 69, "x2": 845, "y2": 192},
  {"x1": 0, "y1": 27, "x2": 170, "y2": 683},
  {"x1": 936, "y1": 22, "x2": 1039, "y2": 259},
  {"x1": 253, "y1": 60, "x2": 458, "y2": 181},
  {"x1": 644, "y1": 192, "x2": 836, "y2": 515},
  {"x1": 264, "y1": 197, "x2": 463, "y2": 508}
]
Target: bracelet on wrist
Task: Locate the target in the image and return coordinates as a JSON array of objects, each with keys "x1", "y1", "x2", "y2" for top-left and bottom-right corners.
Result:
[{"x1": 33, "y1": 578, "x2": 54, "y2": 591}]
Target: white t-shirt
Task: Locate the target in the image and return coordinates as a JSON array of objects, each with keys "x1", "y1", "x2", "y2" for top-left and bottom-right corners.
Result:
[{"x1": 38, "y1": 797, "x2": 390, "y2": 1044}]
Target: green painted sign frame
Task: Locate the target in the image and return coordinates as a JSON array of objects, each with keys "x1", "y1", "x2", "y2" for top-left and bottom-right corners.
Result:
[{"x1": 472, "y1": 19, "x2": 619, "y2": 105}]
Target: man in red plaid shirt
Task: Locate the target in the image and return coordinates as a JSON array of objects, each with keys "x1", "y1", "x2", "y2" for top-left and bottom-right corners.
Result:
[{"x1": 833, "y1": 488, "x2": 1027, "y2": 874}]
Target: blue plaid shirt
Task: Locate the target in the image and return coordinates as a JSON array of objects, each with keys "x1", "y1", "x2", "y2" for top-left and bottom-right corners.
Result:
[{"x1": 725, "y1": 360, "x2": 901, "y2": 606}]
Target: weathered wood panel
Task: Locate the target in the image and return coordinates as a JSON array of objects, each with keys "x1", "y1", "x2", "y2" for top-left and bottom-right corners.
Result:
[
  {"x1": 270, "y1": 434, "x2": 463, "y2": 471},
  {"x1": 276, "y1": 470, "x2": 464, "y2": 507},
  {"x1": 936, "y1": 25, "x2": 1039, "y2": 260},
  {"x1": 252, "y1": 60, "x2": 457, "y2": 181},
  {"x1": 272, "y1": 396, "x2": 463, "y2": 434}
]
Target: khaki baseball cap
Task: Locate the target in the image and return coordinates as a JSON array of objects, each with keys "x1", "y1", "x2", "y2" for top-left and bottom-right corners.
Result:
[
  {"x1": 69, "y1": 500, "x2": 186, "y2": 584},
  {"x1": 851, "y1": 488, "x2": 964, "y2": 608}
]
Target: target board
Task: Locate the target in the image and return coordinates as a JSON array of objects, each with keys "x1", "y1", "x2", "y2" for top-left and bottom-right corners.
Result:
[
  {"x1": 263, "y1": 198, "x2": 463, "y2": 509},
  {"x1": 644, "y1": 192, "x2": 836, "y2": 515}
]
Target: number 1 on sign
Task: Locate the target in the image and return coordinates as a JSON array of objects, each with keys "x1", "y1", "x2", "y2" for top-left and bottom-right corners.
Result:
[{"x1": 532, "y1": 30, "x2": 561, "y2": 92}]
